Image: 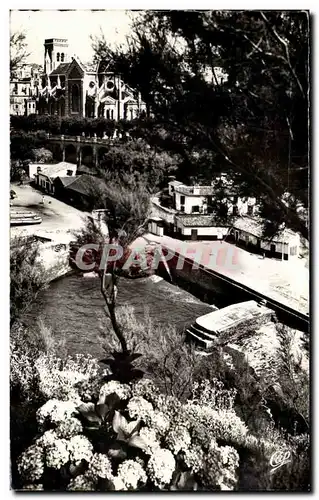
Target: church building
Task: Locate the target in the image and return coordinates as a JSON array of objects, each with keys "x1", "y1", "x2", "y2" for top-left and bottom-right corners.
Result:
[{"x1": 36, "y1": 38, "x2": 146, "y2": 120}]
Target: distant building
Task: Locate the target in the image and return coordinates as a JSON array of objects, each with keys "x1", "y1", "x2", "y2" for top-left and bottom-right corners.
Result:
[
  {"x1": 229, "y1": 216, "x2": 301, "y2": 260},
  {"x1": 10, "y1": 63, "x2": 42, "y2": 115},
  {"x1": 168, "y1": 180, "x2": 257, "y2": 216},
  {"x1": 31, "y1": 162, "x2": 77, "y2": 193},
  {"x1": 10, "y1": 38, "x2": 146, "y2": 120}
]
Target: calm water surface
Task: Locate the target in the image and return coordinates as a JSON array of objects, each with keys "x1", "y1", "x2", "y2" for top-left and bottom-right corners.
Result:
[{"x1": 23, "y1": 273, "x2": 213, "y2": 358}]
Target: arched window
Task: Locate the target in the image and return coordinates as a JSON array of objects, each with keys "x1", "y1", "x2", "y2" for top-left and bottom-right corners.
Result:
[
  {"x1": 71, "y1": 84, "x2": 80, "y2": 112},
  {"x1": 106, "y1": 109, "x2": 110, "y2": 119},
  {"x1": 111, "y1": 109, "x2": 114, "y2": 120},
  {"x1": 61, "y1": 53, "x2": 65, "y2": 62},
  {"x1": 57, "y1": 52, "x2": 60, "y2": 62}
]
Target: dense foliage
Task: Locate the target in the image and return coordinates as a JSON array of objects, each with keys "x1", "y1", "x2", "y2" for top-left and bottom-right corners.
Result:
[
  {"x1": 10, "y1": 237, "x2": 49, "y2": 326},
  {"x1": 10, "y1": 114, "x2": 143, "y2": 138},
  {"x1": 10, "y1": 31, "x2": 30, "y2": 77},
  {"x1": 93, "y1": 10, "x2": 309, "y2": 238}
]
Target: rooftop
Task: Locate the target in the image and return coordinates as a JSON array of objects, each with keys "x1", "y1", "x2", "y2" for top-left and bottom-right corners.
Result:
[
  {"x1": 176, "y1": 214, "x2": 218, "y2": 227},
  {"x1": 50, "y1": 63, "x2": 71, "y2": 76},
  {"x1": 33, "y1": 162, "x2": 77, "y2": 180},
  {"x1": 64, "y1": 174, "x2": 105, "y2": 196},
  {"x1": 175, "y1": 185, "x2": 215, "y2": 196},
  {"x1": 233, "y1": 216, "x2": 298, "y2": 243}
]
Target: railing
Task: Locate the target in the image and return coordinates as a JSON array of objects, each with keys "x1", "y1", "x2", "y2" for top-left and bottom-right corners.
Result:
[{"x1": 45, "y1": 133, "x2": 131, "y2": 145}]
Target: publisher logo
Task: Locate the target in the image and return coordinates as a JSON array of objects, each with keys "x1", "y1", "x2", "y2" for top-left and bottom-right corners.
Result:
[{"x1": 270, "y1": 450, "x2": 291, "y2": 473}]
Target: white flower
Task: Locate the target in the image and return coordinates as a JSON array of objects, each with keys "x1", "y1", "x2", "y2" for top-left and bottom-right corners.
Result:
[
  {"x1": 182, "y1": 445, "x2": 205, "y2": 473},
  {"x1": 112, "y1": 475, "x2": 126, "y2": 491},
  {"x1": 17, "y1": 445, "x2": 44, "y2": 482},
  {"x1": 147, "y1": 448, "x2": 175, "y2": 489},
  {"x1": 117, "y1": 459, "x2": 147, "y2": 489},
  {"x1": 67, "y1": 475, "x2": 95, "y2": 491},
  {"x1": 166, "y1": 425, "x2": 191, "y2": 455},
  {"x1": 55, "y1": 417, "x2": 83, "y2": 439},
  {"x1": 131, "y1": 379, "x2": 160, "y2": 403},
  {"x1": 36, "y1": 399, "x2": 78, "y2": 427},
  {"x1": 68, "y1": 435, "x2": 93, "y2": 464},
  {"x1": 149, "y1": 410, "x2": 170, "y2": 437},
  {"x1": 22, "y1": 483, "x2": 44, "y2": 490},
  {"x1": 127, "y1": 396, "x2": 154, "y2": 423},
  {"x1": 99, "y1": 380, "x2": 131, "y2": 403},
  {"x1": 45, "y1": 439, "x2": 70, "y2": 469},
  {"x1": 36, "y1": 429, "x2": 58, "y2": 449},
  {"x1": 87, "y1": 453, "x2": 113, "y2": 480},
  {"x1": 139, "y1": 427, "x2": 161, "y2": 455}
]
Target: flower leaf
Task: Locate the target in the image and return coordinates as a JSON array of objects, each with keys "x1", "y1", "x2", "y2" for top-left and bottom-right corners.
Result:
[
  {"x1": 128, "y1": 434, "x2": 147, "y2": 451},
  {"x1": 108, "y1": 442, "x2": 127, "y2": 460},
  {"x1": 112, "y1": 410, "x2": 128, "y2": 434},
  {"x1": 96, "y1": 403, "x2": 110, "y2": 420},
  {"x1": 126, "y1": 419, "x2": 141, "y2": 438}
]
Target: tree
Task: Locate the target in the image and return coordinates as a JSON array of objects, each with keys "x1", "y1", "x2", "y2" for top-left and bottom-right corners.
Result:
[
  {"x1": 10, "y1": 31, "x2": 30, "y2": 77},
  {"x1": 10, "y1": 236, "x2": 48, "y2": 326},
  {"x1": 98, "y1": 139, "x2": 178, "y2": 190},
  {"x1": 72, "y1": 177, "x2": 170, "y2": 379},
  {"x1": 93, "y1": 10, "x2": 309, "y2": 239}
]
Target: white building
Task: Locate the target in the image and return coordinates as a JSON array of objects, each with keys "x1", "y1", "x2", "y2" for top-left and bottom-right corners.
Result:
[
  {"x1": 168, "y1": 180, "x2": 256, "y2": 216},
  {"x1": 30, "y1": 161, "x2": 77, "y2": 194},
  {"x1": 230, "y1": 216, "x2": 300, "y2": 260}
]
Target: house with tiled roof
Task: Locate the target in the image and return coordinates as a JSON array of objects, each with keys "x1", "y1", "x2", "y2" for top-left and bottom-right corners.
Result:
[{"x1": 31, "y1": 161, "x2": 77, "y2": 193}]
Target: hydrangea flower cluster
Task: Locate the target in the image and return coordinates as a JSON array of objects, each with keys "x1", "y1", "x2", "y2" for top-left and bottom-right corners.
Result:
[
  {"x1": 127, "y1": 396, "x2": 154, "y2": 423},
  {"x1": 86, "y1": 453, "x2": 113, "y2": 480},
  {"x1": 98, "y1": 380, "x2": 131, "y2": 403},
  {"x1": 149, "y1": 410, "x2": 170, "y2": 437},
  {"x1": 131, "y1": 378, "x2": 160, "y2": 403},
  {"x1": 116, "y1": 460, "x2": 147, "y2": 489},
  {"x1": 138, "y1": 427, "x2": 161, "y2": 455},
  {"x1": 166, "y1": 425, "x2": 191, "y2": 455},
  {"x1": 67, "y1": 475, "x2": 95, "y2": 491},
  {"x1": 182, "y1": 445, "x2": 205, "y2": 473},
  {"x1": 36, "y1": 399, "x2": 78, "y2": 427},
  {"x1": 16, "y1": 376, "x2": 248, "y2": 492},
  {"x1": 68, "y1": 435, "x2": 93, "y2": 465},
  {"x1": 55, "y1": 417, "x2": 83, "y2": 439},
  {"x1": 147, "y1": 448, "x2": 175, "y2": 489},
  {"x1": 45, "y1": 439, "x2": 70, "y2": 469},
  {"x1": 17, "y1": 445, "x2": 44, "y2": 482}
]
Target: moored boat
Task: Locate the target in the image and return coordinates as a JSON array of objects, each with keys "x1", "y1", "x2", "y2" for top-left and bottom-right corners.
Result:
[{"x1": 10, "y1": 210, "x2": 42, "y2": 226}]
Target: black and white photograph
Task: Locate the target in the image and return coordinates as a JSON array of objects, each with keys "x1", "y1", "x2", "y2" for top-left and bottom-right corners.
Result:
[{"x1": 9, "y1": 8, "x2": 310, "y2": 492}]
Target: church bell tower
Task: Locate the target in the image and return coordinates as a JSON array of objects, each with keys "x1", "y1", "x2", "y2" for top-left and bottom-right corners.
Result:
[{"x1": 44, "y1": 38, "x2": 69, "y2": 74}]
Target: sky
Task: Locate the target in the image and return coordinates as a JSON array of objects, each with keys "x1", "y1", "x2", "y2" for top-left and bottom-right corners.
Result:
[{"x1": 10, "y1": 10, "x2": 134, "y2": 65}]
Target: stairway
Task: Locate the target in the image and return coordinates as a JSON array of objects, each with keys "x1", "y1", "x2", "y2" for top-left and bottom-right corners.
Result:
[{"x1": 185, "y1": 322, "x2": 218, "y2": 352}]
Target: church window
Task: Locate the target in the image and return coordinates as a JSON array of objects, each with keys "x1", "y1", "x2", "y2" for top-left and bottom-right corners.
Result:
[
  {"x1": 71, "y1": 84, "x2": 80, "y2": 112},
  {"x1": 106, "y1": 109, "x2": 110, "y2": 119},
  {"x1": 111, "y1": 109, "x2": 114, "y2": 119},
  {"x1": 57, "y1": 52, "x2": 60, "y2": 62},
  {"x1": 61, "y1": 53, "x2": 65, "y2": 62}
]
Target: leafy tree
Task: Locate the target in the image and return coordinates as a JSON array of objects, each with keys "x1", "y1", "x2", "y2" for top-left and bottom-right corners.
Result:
[
  {"x1": 98, "y1": 139, "x2": 178, "y2": 190},
  {"x1": 10, "y1": 236, "x2": 49, "y2": 326},
  {"x1": 10, "y1": 30, "x2": 30, "y2": 78},
  {"x1": 93, "y1": 10, "x2": 309, "y2": 239},
  {"x1": 72, "y1": 177, "x2": 157, "y2": 377}
]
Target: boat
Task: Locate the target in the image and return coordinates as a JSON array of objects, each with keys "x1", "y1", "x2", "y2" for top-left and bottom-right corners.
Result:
[{"x1": 10, "y1": 210, "x2": 42, "y2": 226}]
